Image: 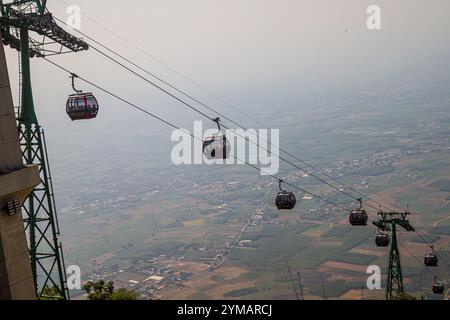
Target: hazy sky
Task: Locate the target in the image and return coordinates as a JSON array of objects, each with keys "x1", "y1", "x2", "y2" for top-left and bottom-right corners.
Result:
[
  {"x1": 3, "y1": 0, "x2": 450, "y2": 220},
  {"x1": 4, "y1": 0, "x2": 450, "y2": 124}
]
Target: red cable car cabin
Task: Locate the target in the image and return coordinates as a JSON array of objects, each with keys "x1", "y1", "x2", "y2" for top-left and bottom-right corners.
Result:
[
  {"x1": 202, "y1": 135, "x2": 230, "y2": 160},
  {"x1": 66, "y1": 92, "x2": 99, "y2": 121},
  {"x1": 375, "y1": 233, "x2": 390, "y2": 247},
  {"x1": 349, "y1": 209, "x2": 368, "y2": 226},
  {"x1": 424, "y1": 253, "x2": 438, "y2": 267},
  {"x1": 349, "y1": 199, "x2": 368, "y2": 226},
  {"x1": 424, "y1": 246, "x2": 439, "y2": 267},
  {"x1": 202, "y1": 117, "x2": 230, "y2": 160},
  {"x1": 275, "y1": 191, "x2": 297, "y2": 210},
  {"x1": 432, "y1": 282, "x2": 445, "y2": 295},
  {"x1": 275, "y1": 180, "x2": 297, "y2": 210}
]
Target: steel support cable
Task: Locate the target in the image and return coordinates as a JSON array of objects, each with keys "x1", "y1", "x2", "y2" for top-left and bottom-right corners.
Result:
[
  {"x1": 44, "y1": 38, "x2": 439, "y2": 279},
  {"x1": 53, "y1": 15, "x2": 387, "y2": 213},
  {"x1": 58, "y1": 1, "x2": 432, "y2": 219},
  {"x1": 53, "y1": 9, "x2": 338, "y2": 187},
  {"x1": 43, "y1": 57, "x2": 351, "y2": 213},
  {"x1": 54, "y1": 0, "x2": 286, "y2": 133},
  {"x1": 79, "y1": 40, "x2": 366, "y2": 206}
]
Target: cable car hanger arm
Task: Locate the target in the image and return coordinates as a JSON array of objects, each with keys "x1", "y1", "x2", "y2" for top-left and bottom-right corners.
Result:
[{"x1": 70, "y1": 73, "x2": 82, "y2": 94}]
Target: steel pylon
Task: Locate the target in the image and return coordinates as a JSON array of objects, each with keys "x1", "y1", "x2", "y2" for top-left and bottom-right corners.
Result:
[
  {"x1": 2, "y1": 0, "x2": 89, "y2": 300},
  {"x1": 373, "y1": 209, "x2": 415, "y2": 300},
  {"x1": 17, "y1": 28, "x2": 68, "y2": 300},
  {"x1": 386, "y1": 223, "x2": 404, "y2": 300}
]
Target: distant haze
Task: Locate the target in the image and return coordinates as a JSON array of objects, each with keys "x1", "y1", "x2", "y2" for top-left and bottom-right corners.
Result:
[
  {"x1": 4, "y1": 0, "x2": 450, "y2": 128},
  {"x1": 3, "y1": 0, "x2": 450, "y2": 107},
  {"x1": 3, "y1": 2, "x2": 450, "y2": 280}
]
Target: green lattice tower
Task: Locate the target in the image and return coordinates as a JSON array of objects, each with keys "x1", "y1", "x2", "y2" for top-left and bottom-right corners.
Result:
[
  {"x1": 373, "y1": 210, "x2": 415, "y2": 300},
  {"x1": 2, "y1": 0, "x2": 88, "y2": 299},
  {"x1": 18, "y1": 27, "x2": 68, "y2": 300},
  {"x1": 386, "y1": 223, "x2": 404, "y2": 300}
]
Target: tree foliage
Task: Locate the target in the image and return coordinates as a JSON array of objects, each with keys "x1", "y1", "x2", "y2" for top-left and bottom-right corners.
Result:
[
  {"x1": 41, "y1": 285, "x2": 63, "y2": 300},
  {"x1": 83, "y1": 280, "x2": 138, "y2": 300},
  {"x1": 393, "y1": 292, "x2": 417, "y2": 300}
]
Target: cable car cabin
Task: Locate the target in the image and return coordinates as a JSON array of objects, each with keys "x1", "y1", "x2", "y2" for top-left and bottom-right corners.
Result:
[
  {"x1": 349, "y1": 209, "x2": 368, "y2": 226},
  {"x1": 424, "y1": 253, "x2": 438, "y2": 267},
  {"x1": 203, "y1": 135, "x2": 230, "y2": 160},
  {"x1": 432, "y1": 283, "x2": 445, "y2": 295},
  {"x1": 275, "y1": 191, "x2": 297, "y2": 210},
  {"x1": 375, "y1": 233, "x2": 390, "y2": 247},
  {"x1": 66, "y1": 92, "x2": 99, "y2": 121}
]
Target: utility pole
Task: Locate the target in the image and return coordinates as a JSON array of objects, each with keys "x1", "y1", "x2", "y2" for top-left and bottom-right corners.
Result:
[{"x1": 373, "y1": 209, "x2": 415, "y2": 300}]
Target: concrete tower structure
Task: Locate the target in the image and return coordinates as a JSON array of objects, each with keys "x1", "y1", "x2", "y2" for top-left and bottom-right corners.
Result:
[{"x1": 0, "y1": 39, "x2": 39, "y2": 300}]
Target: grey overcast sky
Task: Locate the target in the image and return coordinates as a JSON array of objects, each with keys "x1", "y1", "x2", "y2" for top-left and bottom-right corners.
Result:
[{"x1": 4, "y1": 0, "x2": 450, "y2": 122}]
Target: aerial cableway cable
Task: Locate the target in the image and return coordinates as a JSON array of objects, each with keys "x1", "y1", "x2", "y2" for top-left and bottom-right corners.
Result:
[
  {"x1": 55, "y1": 0, "x2": 272, "y2": 131},
  {"x1": 55, "y1": 11, "x2": 449, "y2": 278},
  {"x1": 78, "y1": 41, "x2": 365, "y2": 206},
  {"x1": 53, "y1": 16, "x2": 383, "y2": 212},
  {"x1": 79, "y1": 27, "x2": 450, "y2": 270},
  {"x1": 54, "y1": 5, "x2": 446, "y2": 252},
  {"x1": 54, "y1": 15, "x2": 383, "y2": 210},
  {"x1": 62, "y1": 13, "x2": 388, "y2": 212},
  {"x1": 50, "y1": 9, "x2": 448, "y2": 290},
  {"x1": 53, "y1": 14, "x2": 447, "y2": 271},
  {"x1": 43, "y1": 57, "x2": 351, "y2": 213}
]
